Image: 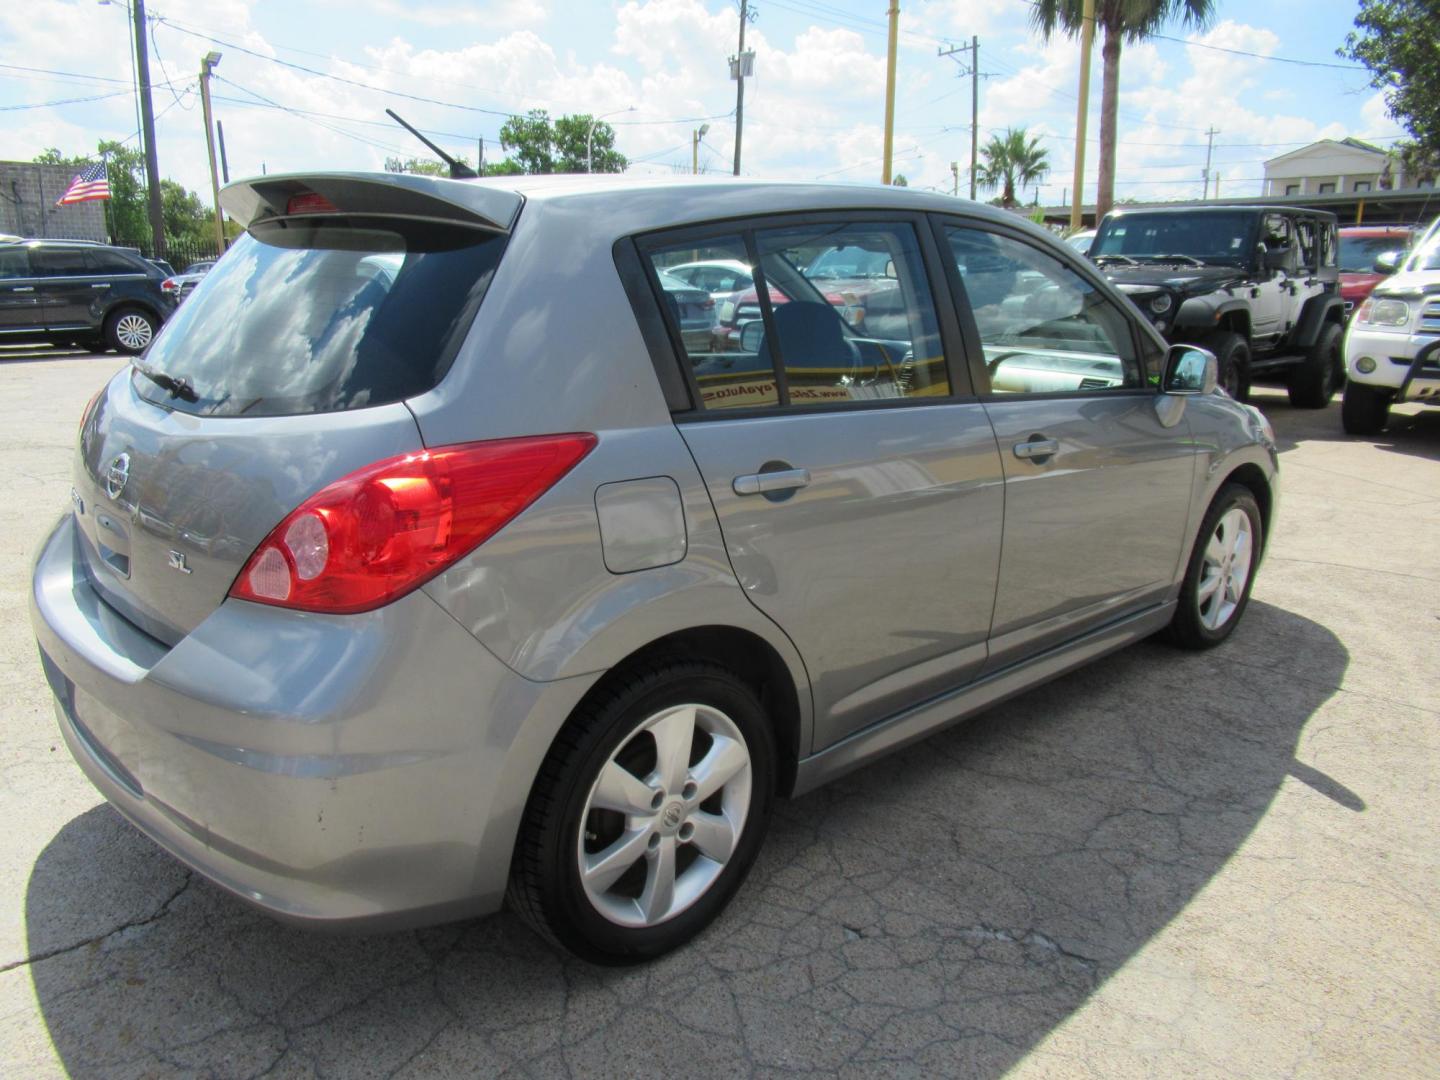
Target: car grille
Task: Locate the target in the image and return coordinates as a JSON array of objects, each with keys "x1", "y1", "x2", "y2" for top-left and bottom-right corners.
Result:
[{"x1": 1418, "y1": 298, "x2": 1440, "y2": 335}]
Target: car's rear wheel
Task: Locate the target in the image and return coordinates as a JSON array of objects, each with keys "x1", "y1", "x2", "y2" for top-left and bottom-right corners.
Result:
[
  {"x1": 509, "y1": 659, "x2": 775, "y2": 964},
  {"x1": 1341, "y1": 381, "x2": 1393, "y2": 435},
  {"x1": 1162, "y1": 484, "x2": 1263, "y2": 650},
  {"x1": 1207, "y1": 331, "x2": 1251, "y2": 402},
  {"x1": 1288, "y1": 321, "x2": 1343, "y2": 408},
  {"x1": 104, "y1": 306, "x2": 157, "y2": 355}
]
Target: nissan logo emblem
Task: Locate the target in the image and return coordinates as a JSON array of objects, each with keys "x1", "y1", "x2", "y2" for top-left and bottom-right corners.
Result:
[{"x1": 105, "y1": 453, "x2": 131, "y2": 501}]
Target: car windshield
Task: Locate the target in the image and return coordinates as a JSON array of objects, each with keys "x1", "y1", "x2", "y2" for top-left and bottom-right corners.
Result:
[
  {"x1": 1091, "y1": 212, "x2": 1253, "y2": 264},
  {"x1": 1338, "y1": 234, "x2": 1407, "y2": 272},
  {"x1": 806, "y1": 246, "x2": 893, "y2": 279},
  {"x1": 134, "y1": 217, "x2": 507, "y2": 417}
]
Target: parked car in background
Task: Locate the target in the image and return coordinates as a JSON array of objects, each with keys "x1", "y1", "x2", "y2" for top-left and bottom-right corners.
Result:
[
  {"x1": 1341, "y1": 224, "x2": 1440, "y2": 434},
  {"x1": 663, "y1": 259, "x2": 753, "y2": 298},
  {"x1": 32, "y1": 172, "x2": 1277, "y2": 965},
  {"x1": 160, "y1": 257, "x2": 219, "y2": 304},
  {"x1": 0, "y1": 237, "x2": 175, "y2": 353},
  {"x1": 1065, "y1": 229, "x2": 1096, "y2": 254},
  {"x1": 1090, "y1": 205, "x2": 1346, "y2": 405},
  {"x1": 1337, "y1": 225, "x2": 1415, "y2": 315},
  {"x1": 145, "y1": 257, "x2": 178, "y2": 277},
  {"x1": 656, "y1": 268, "x2": 716, "y2": 354}
]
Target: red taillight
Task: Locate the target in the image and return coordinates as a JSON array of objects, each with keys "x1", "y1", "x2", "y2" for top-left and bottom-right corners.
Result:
[
  {"x1": 160, "y1": 277, "x2": 180, "y2": 294},
  {"x1": 229, "y1": 434, "x2": 597, "y2": 614},
  {"x1": 286, "y1": 192, "x2": 339, "y2": 215}
]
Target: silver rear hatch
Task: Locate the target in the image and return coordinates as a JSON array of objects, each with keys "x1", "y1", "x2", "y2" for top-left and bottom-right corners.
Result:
[{"x1": 72, "y1": 172, "x2": 520, "y2": 643}]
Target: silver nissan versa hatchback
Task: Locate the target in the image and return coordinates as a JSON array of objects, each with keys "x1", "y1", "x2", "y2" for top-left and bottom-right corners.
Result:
[{"x1": 31, "y1": 173, "x2": 1278, "y2": 963}]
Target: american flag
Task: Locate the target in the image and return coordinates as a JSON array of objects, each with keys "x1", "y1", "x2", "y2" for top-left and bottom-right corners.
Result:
[{"x1": 55, "y1": 162, "x2": 111, "y2": 206}]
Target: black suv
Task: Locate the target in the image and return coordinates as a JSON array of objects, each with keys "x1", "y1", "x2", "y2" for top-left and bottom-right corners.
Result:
[
  {"x1": 1088, "y1": 206, "x2": 1346, "y2": 406},
  {"x1": 0, "y1": 238, "x2": 177, "y2": 355}
]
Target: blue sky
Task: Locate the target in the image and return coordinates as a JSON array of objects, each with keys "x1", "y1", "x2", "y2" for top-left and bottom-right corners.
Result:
[{"x1": 0, "y1": 1, "x2": 1396, "y2": 205}]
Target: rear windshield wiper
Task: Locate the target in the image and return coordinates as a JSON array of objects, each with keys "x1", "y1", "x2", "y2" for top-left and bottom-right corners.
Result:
[{"x1": 134, "y1": 363, "x2": 198, "y2": 402}]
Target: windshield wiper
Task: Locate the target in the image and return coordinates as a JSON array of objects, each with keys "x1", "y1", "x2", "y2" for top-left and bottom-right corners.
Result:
[
  {"x1": 1093, "y1": 254, "x2": 1138, "y2": 266},
  {"x1": 134, "y1": 363, "x2": 198, "y2": 402},
  {"x1": 1141, "y1": 254, "x2": 1206, "y2": 267}
]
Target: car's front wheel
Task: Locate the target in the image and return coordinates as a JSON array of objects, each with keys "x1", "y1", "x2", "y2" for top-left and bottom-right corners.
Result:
[
  {"x1": 1162, "y1": 484, "x2": 1263, "y2": 650},
  {"x1": 104, "y1": 306, "x2": 158, "y2": 355},
  {"x1": 1341, "y1": 381, "x2": 1393, "y2": 435},
  {"x1": 509, "y1": 659, "x2": 775, "y2": 964}
]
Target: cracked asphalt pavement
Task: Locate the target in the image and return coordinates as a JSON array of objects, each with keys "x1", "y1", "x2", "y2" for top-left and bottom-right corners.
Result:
[{"x1": 1, "y1": 348, "x2": 1436, "y2": 1078}]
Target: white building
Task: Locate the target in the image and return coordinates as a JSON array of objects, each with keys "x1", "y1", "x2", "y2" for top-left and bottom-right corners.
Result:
[{"x1": 1261, "y1": 138, "x2": 1427, "y2": 198}]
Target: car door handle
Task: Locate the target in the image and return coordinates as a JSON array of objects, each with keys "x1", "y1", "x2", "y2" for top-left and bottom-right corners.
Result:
[
  {"x1": 91, "y1": 283, "x2": 110, "y2": 289},
  {"x1": 11, "y1": 286, "x2": 34, "y2": 293},
  {"x1": 1013, "y1": 438, "x2": 1059, "y2": 460},
  {"x1": 733, "y1": 468, "x2": 811, "y2": 496}
]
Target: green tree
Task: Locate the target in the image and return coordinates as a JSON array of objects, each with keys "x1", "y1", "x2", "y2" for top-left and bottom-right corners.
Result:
[
  {"x1": 160, "y1": 179, "x2": 212, "y2": 249},
  {"x1": 1032, "y1": 0, "x2": 1214, "y2": 218},
  {"x1": 890, "y1": 173, "x2": 909, "y2": 187},
  {"x1": 499, "y1": 109, "x2": 627, "y2": 174},
  {"x1": 383, "y1": 155, "x2": 471, "y2": 177},
  {"x1": 978, "y1": 128, "x2": 1051, "y2": 208},
  {"x1": 1341, "y1": 1, "x2": 1440, "y2": 155}
]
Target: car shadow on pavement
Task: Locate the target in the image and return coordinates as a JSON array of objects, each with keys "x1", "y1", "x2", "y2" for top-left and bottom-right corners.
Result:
[
  {"x1": 1247, "y1": 386, "x2": 1440, "y2": 461},
  {"x1": 23, "y1": 600, "x2": 1348, "y2": 1078}
]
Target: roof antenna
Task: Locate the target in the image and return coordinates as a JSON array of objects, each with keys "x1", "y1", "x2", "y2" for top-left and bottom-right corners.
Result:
[{"x1": 385, "y1": 108, "x2": 478, "y2": 179}]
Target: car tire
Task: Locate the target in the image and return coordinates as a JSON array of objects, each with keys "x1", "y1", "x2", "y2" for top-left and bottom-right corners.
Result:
[
  {"x1": 104, "y1": 306, "x2": 158, "y2": 355},
  {"x1": 1341, "y1": 380, "x2": 1392, "y2": 435},
  {"x1": 1161, "y1": 484, "x2": 1263, "y2": 651},
  {"x1": 1207, "y1": 331, "x2": 1251, "y2": 402},
  {"x1": 508, "y1": 658, "x2": 775, "y2": 965},
  {"x1": 1287, "y1": 321, "x2": 1343, "y2": 408}
]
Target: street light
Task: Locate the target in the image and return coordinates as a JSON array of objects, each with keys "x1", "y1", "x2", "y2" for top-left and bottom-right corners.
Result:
[
  {"x1": 692, "y1": 124, "x2": 710, "y2": 175},
  {"x1": 587, "y1": 106, "x2": 635, "y2": 173}
]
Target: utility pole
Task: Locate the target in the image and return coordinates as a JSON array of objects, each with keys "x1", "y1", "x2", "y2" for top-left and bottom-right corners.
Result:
[
  {"x1": 1069, "y1": 0, "x2": 1096, "y2": 232},
  {"x1": 199, "y1": 51, "x2": 225, "y2": 253},
  {"x1": 1201, "y1": 126, "x2": 1219, "y2": 200},
  {"x1": 692, "y1": 124, "x2": 710, "y2": 174},
  {"x1": 950, "y1": 161, "x2": 959, "y2": 196},
  {"x1": 731, "y1": 0, "x2": 755, "y2": 176},
  {"x1": 938, "y1": 37, "x2": 981, "y2": 199},
  {"x1": 217, "y1": 119, "x2": 230, "y2": 183},
  {"x1": 131, "y1": 0, "x2": 165, "y2": 255},
  {"x1": 881, "y1": 0, "x2": 899, "y2": 184}
]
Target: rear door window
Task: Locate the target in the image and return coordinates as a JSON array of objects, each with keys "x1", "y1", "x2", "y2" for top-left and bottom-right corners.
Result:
[
  {"x1": 134, "y1": 217, "x2": 507, "y2": 417},
  {"x1": 33, "y1": 249, "x2": 91, "y2": 277}
]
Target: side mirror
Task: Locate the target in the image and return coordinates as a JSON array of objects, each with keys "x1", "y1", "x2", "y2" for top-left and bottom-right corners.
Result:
[
  {"x1": 1373, "y1": 251, "x2": 1401, "y2": 274},
  {"x1": 738, "y1": 318, "x2": 765, "y2": 354},
  {"x1": 1163, "y1": 344, "x2": 1217, "y2": 395}
]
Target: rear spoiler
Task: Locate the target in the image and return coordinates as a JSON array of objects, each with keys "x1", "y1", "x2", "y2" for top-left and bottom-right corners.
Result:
[{"x1": 219, "y1": 172, "x2": 523, "y2": 234}]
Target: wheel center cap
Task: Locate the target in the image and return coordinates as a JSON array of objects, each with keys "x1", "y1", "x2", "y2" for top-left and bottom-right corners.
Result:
[{"x1": 660, "y1": 802, "x2": 685, "y2": 833}]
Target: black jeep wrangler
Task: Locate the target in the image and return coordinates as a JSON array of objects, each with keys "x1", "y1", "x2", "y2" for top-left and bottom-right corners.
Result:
[{"x1": 1088, "y1": 205, "x2": 1346, "y2": 406}]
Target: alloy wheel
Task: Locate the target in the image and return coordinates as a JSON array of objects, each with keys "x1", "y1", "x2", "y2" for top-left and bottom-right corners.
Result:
[
  {"x1": 115, "y1": 314, "x2": 153, "y2": 351},
  {"x1": 1197, "y1": 507, "x2": 1253, "y2": 631},
  {"x1": 577, "y1": 703, "x2": 752, "y2": 928}
]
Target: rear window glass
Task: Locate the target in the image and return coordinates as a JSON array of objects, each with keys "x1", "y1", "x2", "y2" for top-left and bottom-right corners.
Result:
[{"x1": 134, "y1": 217, "x2": 507, "y2": 417}]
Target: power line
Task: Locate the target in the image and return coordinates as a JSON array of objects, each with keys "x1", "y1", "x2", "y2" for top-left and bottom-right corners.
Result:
[{"x1": 0, "y1": 89, "x2": 135, "y2": 112}]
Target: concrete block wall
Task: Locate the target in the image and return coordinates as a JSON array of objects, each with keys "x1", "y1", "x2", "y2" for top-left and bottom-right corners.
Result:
[{"x1": 0, "y1": 162, "x2": 110, "y2": 242}]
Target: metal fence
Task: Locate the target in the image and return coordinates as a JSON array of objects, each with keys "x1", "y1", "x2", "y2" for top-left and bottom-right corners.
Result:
[{"x1": 116, "y1": 240, "x2": 224, "y2": 273}]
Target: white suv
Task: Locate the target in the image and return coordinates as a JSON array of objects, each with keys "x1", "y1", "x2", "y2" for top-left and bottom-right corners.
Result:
[{"x1": 1342, "y1": 220, "x2": 1440, "y2": 434}]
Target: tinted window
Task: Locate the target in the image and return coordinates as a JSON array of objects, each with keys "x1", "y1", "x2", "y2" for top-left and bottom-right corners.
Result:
[
  {"x1": 648, "y1": 236, "x2": 772, "y2": 411},
  {"x1": 86, "y1": 249, "x2": 145, "y2": 275},
  {"x1": 1093, "y1": 212, "x2": 1255, "y2": 265},
  {"x1": 134, "y1": 217, "x2": 507, "y2": 417},
  {"x1": 33, "y1": 249, "x2": 91, "y2": 277},
  {"x1": 754, "y1": 221, "x2": 949, "y2": 406},
  {"x1": 946, "y1": 227, "x2": 1141, "y2": 395},
  {"x1": 0, "y1": 248, "x2": 30, "y2": 279}
]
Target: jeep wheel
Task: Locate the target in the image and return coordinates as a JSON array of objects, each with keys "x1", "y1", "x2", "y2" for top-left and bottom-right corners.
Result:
[
  {"x1": 1207, "y1": 331, "x2": 1251, "y2": 402},
  {"x1": 1341, "y1": 381, "x2": 1392, "y2": 435},
  {"x1": 1288, "y1": 321, "x2": 1343, "y2": 409}
]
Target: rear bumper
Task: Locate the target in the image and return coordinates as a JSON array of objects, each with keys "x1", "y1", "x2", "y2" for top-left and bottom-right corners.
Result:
[{"x1": 31, "y1": 513, "x2": 596, "y2": 931}]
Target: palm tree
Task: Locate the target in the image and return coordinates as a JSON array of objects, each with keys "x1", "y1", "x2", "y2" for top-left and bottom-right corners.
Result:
[
  {"x1": 978, "y1": 128, "x2": 1051, "y2": 208},
  {"x1": 1032, "y1": 0, "x2": 1214, "y2": 219}
]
